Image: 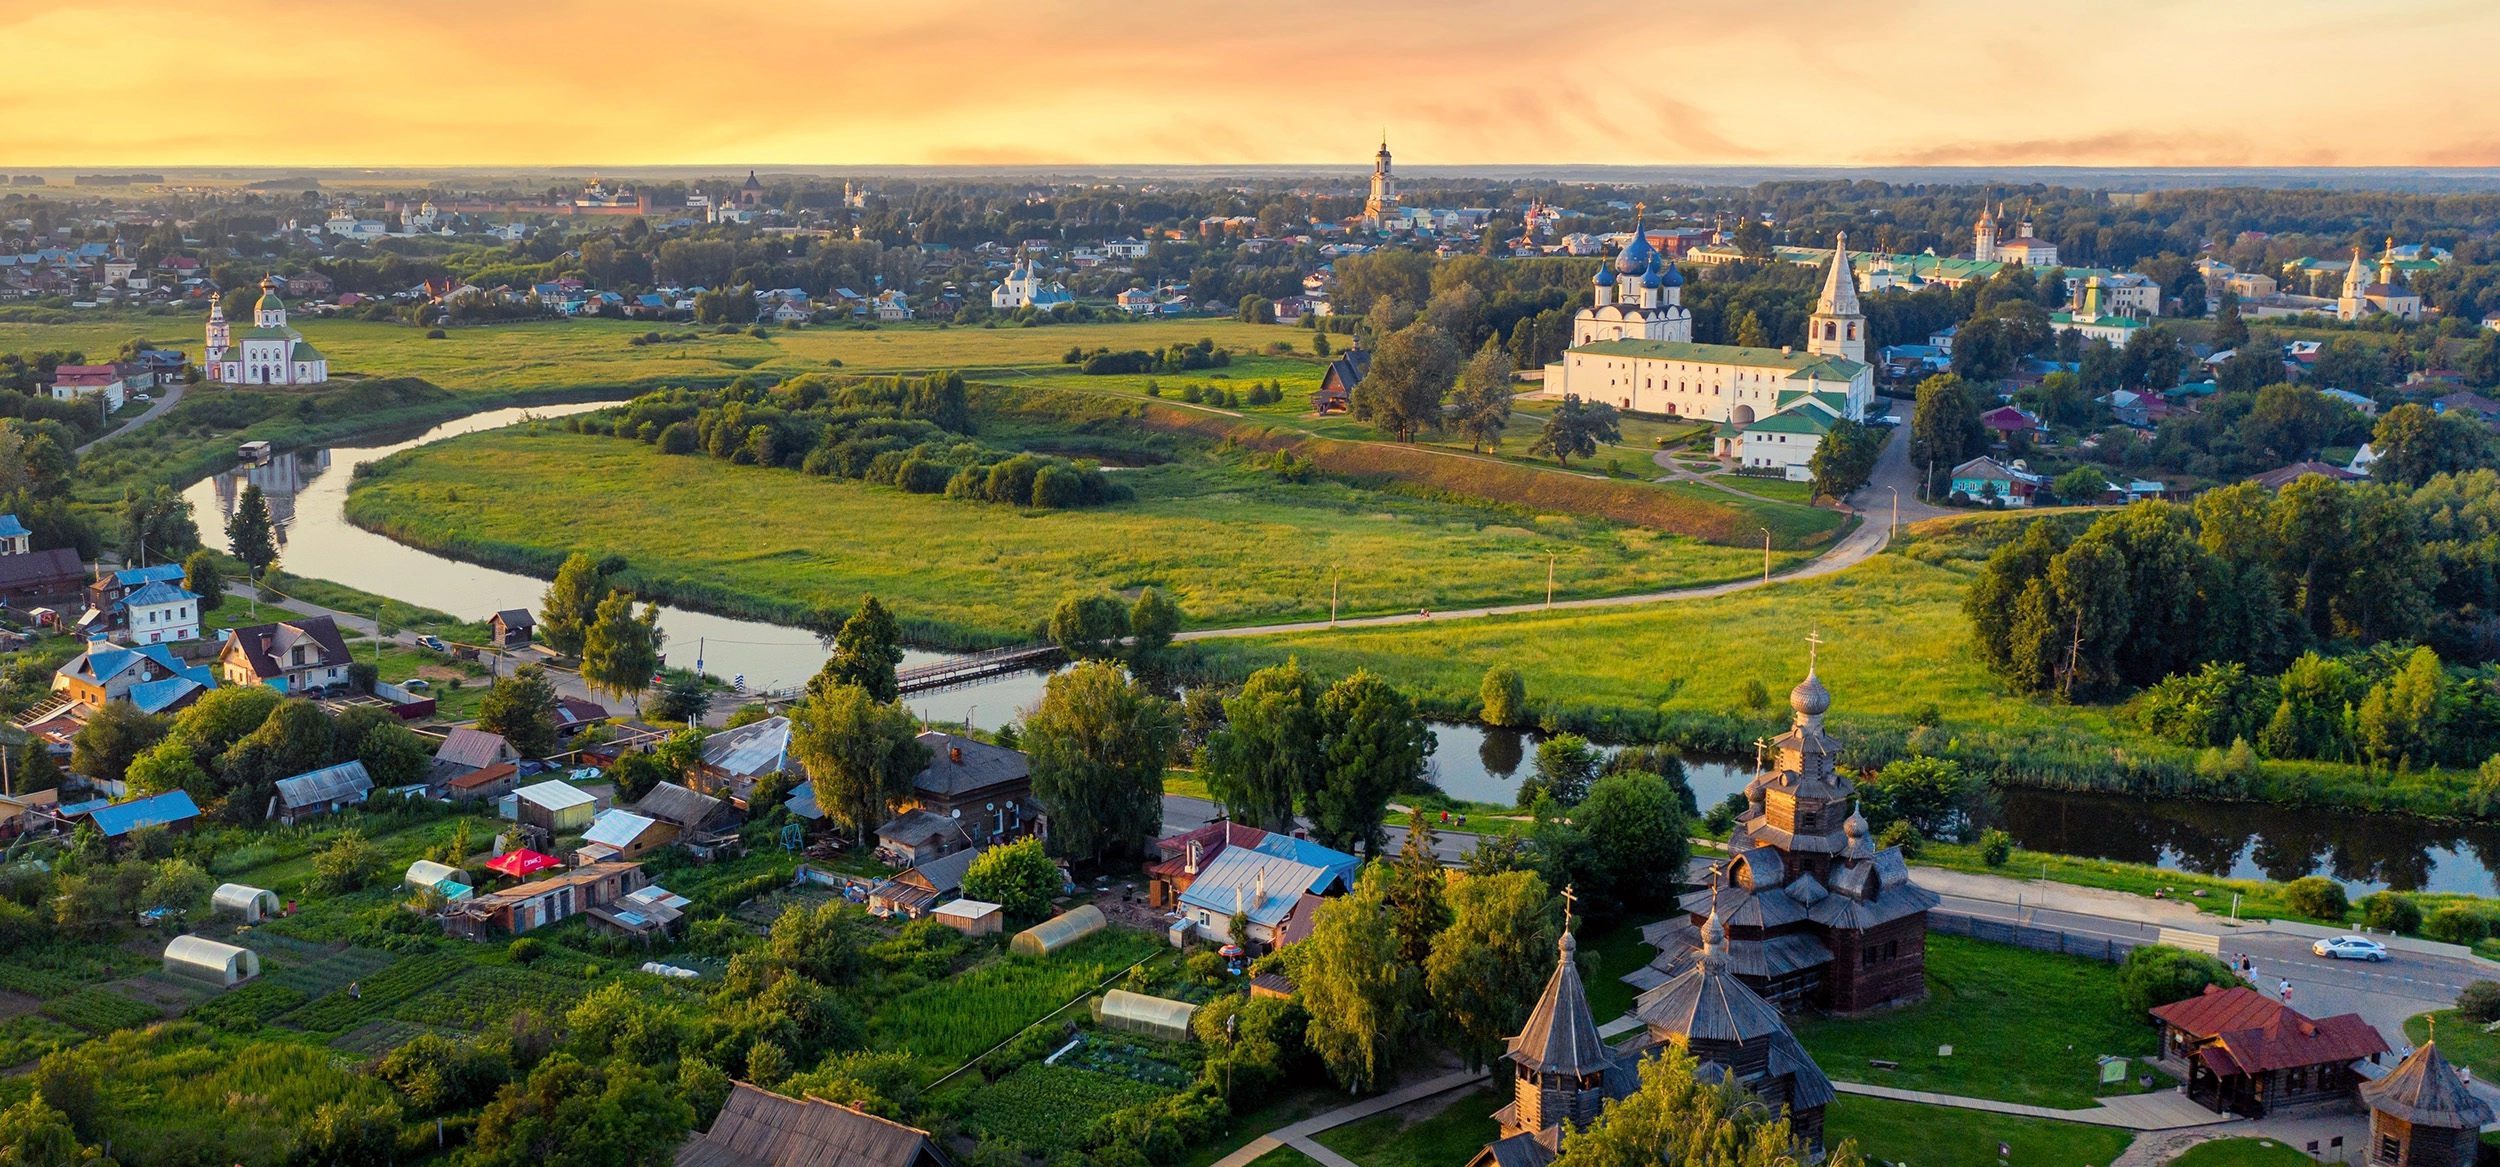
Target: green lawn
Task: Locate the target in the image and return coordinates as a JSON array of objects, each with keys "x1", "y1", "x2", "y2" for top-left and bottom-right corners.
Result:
[
  {"x1": 1242, "y1": 1147, "x2": 1325, "y2": 1167},
  {"x1": 2166, "y1": 1137, "x2": 2318, "y2": 1167},
  {"x1": 1577, "y1": 919, "x2": 1654, "y2": 1025},
  {"x1": 1790, "y1": 935, "x2": 2170, "y2": 1109},
  {"x1": 1710, "y1": 474, "x2": 1818, "y2": 504},
  {"x1": 0, "y1": 316, "x2": 1312, "y2": 395},
  {"x1": 1821, "y1": 1096, "x2": 2136, "y2": 1167},
  {"x1": 1313, "y1": 1086, "x2": 1502, "y2": 1167},
  {"x1": 2402, "y1": 1011, "x2": 2500, "y2": 1082},
  {"x1": 343, "y1": 428, "x2": 1797, "y2": 643}
]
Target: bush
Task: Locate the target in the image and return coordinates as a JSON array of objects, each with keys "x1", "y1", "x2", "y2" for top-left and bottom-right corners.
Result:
[
  {"x1": 2117, "y1": 944, "x2": 2239, "y2": 1014},
  {"x1": 2423, "y1": 906, "x2": 2490, "y2": 946},
  {"x1": 425, "y1": 328, "x2": 448, "y2": 339},
  {"x1": 2457, "y1": 980, "x2": 2500, "y2": 1023},
  {"x1": 1978, "y1": 829, "x2": 2012, "y2": 867},
  {"x1": 2360, "y1": 892, "x2": 2422, "y2": 936},
  {"x1": 2281, "y1": 877, "x2": 2349, "y2": 922},
  {"x1": 1876, "y1": 820, "x2": 1921, "y2": 857},
  {"x1": 1480, "y1": 665, "x2": 1526, "y2": 728},
  {"x1": 509, "y1": 937, "x2": 545, "y2": 964},
  {"x1": 960, "y1": 838, "x2": 1061, "y2": 920}
]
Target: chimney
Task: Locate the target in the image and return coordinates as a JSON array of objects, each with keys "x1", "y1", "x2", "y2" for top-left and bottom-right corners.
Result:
[
  {"x1": 1186, "y1": 840, "x2": 1201, "y2": 875},
  {"x1": 1782, "y1": 345, "x2": 1793, "y2": 356},
  {"x1": 949, "y1": 745, "x2": 963, "y2": 764},
  {"x1": 1255, "y1": 866, "x2": 1266, "y2": 909}
]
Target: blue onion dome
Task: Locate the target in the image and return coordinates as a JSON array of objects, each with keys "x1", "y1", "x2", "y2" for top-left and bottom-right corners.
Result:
[
  {"x1": 1614, "y1": 230, "x2": 1655, "y2": 274},
  {"x1": 1641, "y1": 259, "x2": 1662, "y2": 288},
  {"x1": 1593, "y1": 265, "x2": 1616, "y2": 286},
  {"x1": 1657, "y1": 260, "x2": 1684, "y2": 288}
]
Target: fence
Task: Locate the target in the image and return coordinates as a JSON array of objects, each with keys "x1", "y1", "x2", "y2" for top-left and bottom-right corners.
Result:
[{"x1": 1929, "y1": 910, "x2": 2145, "y2": 964}]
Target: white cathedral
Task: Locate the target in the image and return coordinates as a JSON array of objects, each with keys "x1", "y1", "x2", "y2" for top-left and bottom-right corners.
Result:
[
  {"x1": 206, "y1": 277, "x2": 329, "y2": 386},
  {"x1": 1544, "y1": 225, "x2": 1874, "y2": 480},
  {"x1": 991, "y1": 252, "x2": 1073, "y2": 311}
]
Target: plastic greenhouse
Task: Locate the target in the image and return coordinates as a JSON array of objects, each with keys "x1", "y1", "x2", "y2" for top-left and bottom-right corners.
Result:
[
  {"x1": 212, "y1": 883, "x2": 281, "y2": 922},
  {"x1": 404, "y1": 859, "x2": 467, "y2": 892},
  {"x1": 164, "y1": 935, "x2": 261, "y2": 986},
  {"x1": 1010, "y1": 904, "x2": 1106, "y2": 956},
  {"x1": 1099, "y1": 989, "x2": 1199, "y2": 1041}
]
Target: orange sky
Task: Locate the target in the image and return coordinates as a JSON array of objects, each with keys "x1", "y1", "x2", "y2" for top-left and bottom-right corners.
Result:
[{"x1": 3, "y1": 0, "x2": 2496, "y2": 168}]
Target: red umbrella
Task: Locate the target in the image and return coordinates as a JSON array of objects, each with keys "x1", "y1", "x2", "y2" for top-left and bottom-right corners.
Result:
[{"x1": 484, "y1": 849, "x2": 562, "y2": 877}]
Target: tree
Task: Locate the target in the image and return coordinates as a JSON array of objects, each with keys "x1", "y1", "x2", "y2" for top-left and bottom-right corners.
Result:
[
  {"x1": 1529, "y1": 394, "x2": 1621, "y2": 467},
  {"x1": 355, "y1": 719, "x2": 433, "y2": 789},
  {"x1": 1353, "y1": 322, "x2": 1460, "y2": 442},
  {"x1": 1425, "y1": 869, "x2": 1559, "y2": 1069},
  {"x1": 2116, "y1": 944, "x2": 2239, "y2": 1014},
  {"x1": 181, "y1": 549, "x2": 224, "y2": 613},
  {"x1": 141, "y1": 858, "x2": 211, "y2": 916},
  {"x1": 1575, "y1": 772, "x2": 1691, "y2": 919},
  {"x1": 1024, "y1": 662, "x2": 1176, "y2": 861},
  {"x1": 311, "y1": 829, "x2": 380, "y2": 893},
  {"x1": 2052, "y1": 465, "x2": 2108, "y2": 505},
  {"x1": 580, "y1": 590, "x2": 663, "y2": 703},
  {"x1": 1520, "y1": 734, "x2": 1600, "y2": 808},
  {"x1": 539, "y1": 552, "x2": 610, "y2": 656},
  {"x1": 119, "y1": 485, "x2": 197, "y2": 567},
  {"x1": 29, "y1": 1053, "x2": 103, "y2": 1144},
  {"x1": 1204, "y1": 659, "x2": 1324, "y2": 832},
  {"x1": 959, "y1": 837, "x2": 1060, "y2": 920},
  {"x1": 1047, "y1": 593, "x2": 1130, "y2": 657},
  {"x1": 71, "y1": 700, "x2": 162, "y2": 786},
  {"x1": 1855, "y1": 756, "x2": 1979, "y2": 839},
  {"x1": 477, "y1": 664, "x2": 559, "y2": 760},
  {"x1": 814, "y1": 594, "x2": 905, "y2": 704},
  {"x1": 225, "y1": 481, "x2": 276, "y2": 578},
  {"x1": 1909, "y1": 373, "x2": 1984, "y2": 483},
  {"x1": 1551, "y1": 1046, "x2": 1862, "y2": 1167},
  {"x1": 1312, "y1": 671, "x2": 1430, "y2": 857},
  {"x1": 789, "y1": 683, "x2": 929, "y2": 844},
  {"x1": 1807, "y1": 417, "x2": 1881, "y2": 500},
  {"x1": 1479, "y1": 665, "x2": 1527, "y2": 728},
  {"x1": 1451, "y1": 342, "x2": 1516, "y2": 452},
  {"x1": 2371, "y1": 403, "x2": 2492, "y2": 488},
  {"x1": 0, "y1": 1095, "x2": 104, "y2": 1167},
  {"x1": 1128, "y1": 587, "x2": 1181, "y2": 657},
  {"x1": 2282, "y1": 875, "x2": 2349, "y2": 921},
  {"x1": 647, "y1": 672, "x2": 709, "y2": 724},
  {"x1": 1384, "y1": 809, "x2": 1449, "y2": 968},
  {"x1": 1293, "y1": 865, "x2": 1419, "y2": 1093}
]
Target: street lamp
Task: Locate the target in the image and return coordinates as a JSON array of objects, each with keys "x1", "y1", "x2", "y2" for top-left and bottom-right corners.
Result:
[
  {"x1": 1886, "y1": 486, "x2": 1900, "y2": 537},
  {"x1": 1759, "y1": 528, "x2": 1771, "y2": 584}
]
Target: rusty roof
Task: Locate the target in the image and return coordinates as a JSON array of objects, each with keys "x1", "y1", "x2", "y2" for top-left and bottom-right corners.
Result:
[
  {"x1": 2152, "y1": 985, "x2": 2388, "y2": 1074},
  {"x1": 676, "y1": 1083, "x2": 945, "y2": 1167}
]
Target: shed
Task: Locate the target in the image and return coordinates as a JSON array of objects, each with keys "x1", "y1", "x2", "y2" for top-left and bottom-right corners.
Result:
[
  {"x1": 489, "y1": 608, "x2": 536, "y2": 648},
  {"x1": 89, "y1": 790, "x2": 201, "y2": 843},
  {"x1": 515, "y1": 780, "x2": 597, "y2": 833},
  {"x1": 405, "y1": 859, "x2": 468, "y2": 892},
  {"x1": 164, "y1": 934, "x2": 261, "y2": 986},
  {"x1": 578, "y1": 808, "x2": 669, "y2": 863},
  {"x1": 212, "y1": 883, "x2": 281, "y2": 922},
  {"x1": 271, "y1": 760, "x2": 373, "y2": 824},
  {"x1": 1099, "y1": 989, "x2": 1199, "y2": 1042},
  {"x1": 931, "y1": 898, "x2": 1003, "y2": 937},
  {"x1": 1011, "y1": 904, "x2": 1107, "y2": 956}
]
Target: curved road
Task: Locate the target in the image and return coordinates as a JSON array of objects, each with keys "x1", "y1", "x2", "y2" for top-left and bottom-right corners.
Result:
[
  {"x1": 1175, "y1": 422, "x2": 1929, "y2": 643},
  {"x1": 74, "y1": 381, "x2": 186, "y2": 455}
]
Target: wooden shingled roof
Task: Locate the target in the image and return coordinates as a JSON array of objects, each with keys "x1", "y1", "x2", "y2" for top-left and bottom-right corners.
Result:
[
  {"x1": 676, "y1": 1083, "x2": 949, "y2": 1167},
  {"x1": 2363, "y1": 1043, "x2": 2497, "y2": 1129}
]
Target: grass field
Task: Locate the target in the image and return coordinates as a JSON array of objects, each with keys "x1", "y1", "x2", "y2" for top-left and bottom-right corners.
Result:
[
  {"x1": 2166, "y1": 1137, "x2": 2319, "y2": 1167},
  {"x1": 1311, "y1": 1086, "x2": 1503, "y2": 1167},
  {"x1": 1821, "y1": 1095, "x2": 2137, "y2": 1167},
  {"x1": 1791, "y1": 935, "x2": 2170, "y2": 1109},
  {"x1": 344, "y1": 428, "x2": 1810, "y2": 642},
  {"x1": 0, "y1": 316, "x2": 1313, "y2": 395},
  {"x1": 2402, "y1": 1011, "x2": 2500, "y2": 1082}
]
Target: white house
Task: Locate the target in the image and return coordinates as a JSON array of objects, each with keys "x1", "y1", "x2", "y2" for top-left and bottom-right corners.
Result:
[
  {"x1": 1739, "y1": 403, "x2": 1841, "y2": 482},
  {"x1": 2050, "y1": 278, "x2": 2147, "y2": 349},
  {"x1": 873, "y1": 290, "x2": 913, "y2": 321},
  {"x1": 116, "y1": 580, "x2": 199, "y2": 645}
]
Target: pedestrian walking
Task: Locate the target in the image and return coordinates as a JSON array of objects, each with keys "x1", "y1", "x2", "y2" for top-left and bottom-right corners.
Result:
[{"x1": 2278, "y1": 978, "x2": 2291, "y2": 1005}]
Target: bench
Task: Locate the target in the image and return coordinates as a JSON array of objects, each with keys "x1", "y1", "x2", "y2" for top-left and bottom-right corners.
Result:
[{"x1": 1868, "y1": 1059, "x2": 1900, "y2": 1070}]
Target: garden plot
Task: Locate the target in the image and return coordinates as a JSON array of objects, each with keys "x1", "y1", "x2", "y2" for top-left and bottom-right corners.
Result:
[
  {"x1": 41, "y1": 986, "x2": 164, "y2": 1034},
  {"x1": 959, "y1": 1062, "x2": 1167, "y2": 1154},
  {"x1": 329, "y1": 1019, "x2": 467, "y2": 1059},
  {"x1": 278, "y1": 952, "x2": 468, "y2": 1035},
  {"x1": 260, "y1": 944, "x2": 396, "y2": 1000},
  {"x1": 393, "y1": 966, "x2": 586, "y2": 1030},
  {"x1": 0, "y1": 1014, "x2": 87, "y2": 1066},
  {"x1": 1059, "y1": 1033, "x2": 1194, "y2": 1089},
  {"x1": 869, "y1": 929, "x2": 1164, "y2": 1072}
]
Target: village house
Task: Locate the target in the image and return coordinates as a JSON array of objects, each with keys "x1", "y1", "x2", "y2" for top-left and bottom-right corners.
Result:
[
  {"x1": 431, "y1": 727, "x2": 520, "y2": 784},
  {"x1": 1949, "y1": 456, "x2": 2045, "y2": 507},
  {"x1": 0, "y1": 535, "x2": 86, "y2": 609},
  {"x1": 270, "y1": 760, "x2": 373, "y2": 824},
  {"x1": 51, "y1": 642, "x2": 216, "y2": 712},
  {"x1": 633, "y1": 782, "x2": 743, "y2": 859},
  {"x1": 514, "y1": 780, "x2": 597, "y2": 835},
  {"x1": 871, "y1": 733, "x2": 1035, "y2": 866},
  {"x1": 587, "y1": 883, "x2": 691, "y2": 942},
  {"x1": 445, "y1": 761, "x2": 520, "y2": 801},
  {"x1": 2151, "y1": 984, "x2": 2389, "y2": 1118},
  {"x1": 2362, "y1": 1043, "x2": 2494, "y2": 1167},
  {"x1": 694, "y1": 716, "x2": 792, "y2": 805},
  {"x1": 219, "y1": 614, "x2": 354, "y2": 693},
  {"x1": 576, "y1": 807, "x2": 671, "y2": 864},
  {"x1": 86, "y1": 790, "x2": 201, "y2": 852},
  {"x1": 446, "y1": 860, "x2": 646, "y2": 938},
  {"x1": 488, "y1": 608, "x2": 535, "y2": 648},
  {"x1": 1145, "y1": 821, "x2": 1358, "y2": 910},
  {"x1": 113, "y1": 580, "x2": 200, "y2": 646},
  {"x1": 675, "y1": 1083, "x2": 952, "y2": 1167},
  {"x1": 1310, "y1": 345, "x2": 1371, "y2": 414},
  {"x1": 868, "y1": 846, "x2": 985, "y2": 920},
  {"x1": 554, "y1": 696, "x2": 610, "y2": 736}
]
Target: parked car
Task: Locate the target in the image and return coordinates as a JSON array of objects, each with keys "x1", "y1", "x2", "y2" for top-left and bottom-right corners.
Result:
[
  {"x1": 2311, "y1": 935, "x2": 2389, "y2": 962},
  {"x1": 401, "y1": 678, "x2": 430, "y2": 690},
  {"x1": 568, "y1": 766, "x2": 602, "y2": 782},
  {"x1": 416, "y1": 635, "x2": 447, "y2": 651},
  {"x1": 133, "y1": 393, "x2": 152, "y2": 402}
]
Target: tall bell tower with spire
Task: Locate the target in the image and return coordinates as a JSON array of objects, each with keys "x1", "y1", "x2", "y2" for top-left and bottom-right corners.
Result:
[
  {"x1": 1364, "y1": 135, "x2": 1398, "y2": 231},
  {"x1": 1808, "y1": 235, "x2": 1866, "y2": 364}
]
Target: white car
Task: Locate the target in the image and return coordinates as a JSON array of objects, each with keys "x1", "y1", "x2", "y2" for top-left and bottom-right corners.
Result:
[{"x1": 2312, "y1": 935, "x2": 2390, "y2": 962}]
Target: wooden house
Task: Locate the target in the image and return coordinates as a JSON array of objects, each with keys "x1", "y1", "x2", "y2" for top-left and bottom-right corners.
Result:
[
  {"x1": 2151, "y1": 985, "x2": 2389, "y2": 1118},
  {"x1": 489, "y1": 609, "x2": 535, "y2": 648},
  {"x1": 445, "y1": 861, "x2": 645, "y2": 938},
  {"x1": 871, "y1": 733, "x2": 1033, "y2": 865},
  {"x1": 2362, "y1": 1043, "x2": 2495, "y2": 1167}
]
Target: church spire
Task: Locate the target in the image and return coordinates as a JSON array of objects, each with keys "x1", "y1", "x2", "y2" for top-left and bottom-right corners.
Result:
[{"x1": 1808, "y1": 235, "x2": 1865, "y2": 364}]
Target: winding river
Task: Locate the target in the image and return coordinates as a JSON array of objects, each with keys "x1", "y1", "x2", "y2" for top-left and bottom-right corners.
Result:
[{"x1": 177, "y1": 403, "x2": 2500, "y2": 897}]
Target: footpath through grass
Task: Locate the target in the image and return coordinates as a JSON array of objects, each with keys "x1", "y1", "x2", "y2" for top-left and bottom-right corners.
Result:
[
  {"x1": 1822, "y1": 1096, "x2": 2136, "y2": 1167},
  {"x1": 1791, "y1": 934, "x2": 2170, "y2": 1109},
  {"x1": 1312, "y1": 1086, "x2": 1502, "y2": 1167},
  {"x1": 345, "y1": 428, "x2": 1793, "y2": 643}
]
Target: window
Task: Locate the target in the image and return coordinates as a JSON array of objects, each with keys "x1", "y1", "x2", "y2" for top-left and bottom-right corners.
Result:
[{"x1": 2377, "y1": 1135, "x2": 2400, "y2": 1163}]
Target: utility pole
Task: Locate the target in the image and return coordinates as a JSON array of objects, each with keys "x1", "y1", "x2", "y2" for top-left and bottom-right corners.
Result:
[
  {"x1": 1330, "y1": 570, "x2": 1339, "y2": 627},
  {"x1": 1887, "y1": 486, "x2": 1899, "y2": 537},
  {"x1": 1760, "y1": 528, "x2": 1771, "y2": 584},
  {"x1": 1546, "y1": 554, "x2": 1555, "y2": 608},
  {"x1": 2062, "y1": 613, "x2": 2083, "y2": 699}
]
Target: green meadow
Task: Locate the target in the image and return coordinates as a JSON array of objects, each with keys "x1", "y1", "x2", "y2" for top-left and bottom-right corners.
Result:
[{"x1": 343, "y1": 428, "x2": 1805, "y2": 644}]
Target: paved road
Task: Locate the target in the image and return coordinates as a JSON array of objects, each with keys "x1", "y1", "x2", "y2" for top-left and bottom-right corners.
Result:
[{"x1": 74, "y1": 381, "x2": 186, "y2": 455}]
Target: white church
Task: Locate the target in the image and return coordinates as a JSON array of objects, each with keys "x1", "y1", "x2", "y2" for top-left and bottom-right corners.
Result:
[
  {"x1": 206, "y1": 277, "x2": 329, "y2": 386},
  {"x1": 991, "y1": 252, "x2": 1073, "y2": 311},
  {"x1": 1545, "y1": 227, "x2": 1874, "y2": 480}
]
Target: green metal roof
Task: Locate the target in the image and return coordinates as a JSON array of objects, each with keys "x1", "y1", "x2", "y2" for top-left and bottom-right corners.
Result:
[
  {"x1": 1570, "y1": 338, "x2": 1868, "y2": 381},
  {"x1": 1744, "y1": 410, "x2": 1834, "y2": 436},
  {"x1": 289, "y1": 340, "x2": 326, "y2": 362},
  {"x1": 2051, "y1": 311, "x2": 2145, "y2": 329}
]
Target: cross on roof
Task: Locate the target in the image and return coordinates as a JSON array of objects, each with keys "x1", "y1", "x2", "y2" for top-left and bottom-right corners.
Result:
[
  {"x1": 1561, "y1": 884, "x2": 1577, "y2": 931},
  {"x1": 1806, "y1": 629, "x2": 1824, "y2": 674}
]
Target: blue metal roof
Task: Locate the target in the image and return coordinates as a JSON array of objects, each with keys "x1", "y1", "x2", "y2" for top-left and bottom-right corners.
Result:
[
  {"x1": 111, "y1": 564, "x2": 186, "y2": 588},
  {"x1": 1177, "y1": 847, "x2": 1325, "y2": 928},
  {"x1": 125, "y1": 676, "x2": 207, "y2": 715},
  {"x1": 0, "y1": 514, "x2": 29, "y2": 539},
  {"x1": 120, "y1": 580, "x2": 197, "y2": 608},
  {"x1": 1246, "y1": 834, "x2": 1360, "y2": 894},
  {"x1": 89, "y1": 790, "x2": 200, "y2": 837}
]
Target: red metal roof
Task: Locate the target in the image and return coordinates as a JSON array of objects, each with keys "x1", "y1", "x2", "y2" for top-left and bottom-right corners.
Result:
[
  {"x1": 2151, "y1": 985, "x2": 2286, "y2": 1038},
  {"x1": 2153, "y1": 985, "x2": 2389, "y2": 1074}
]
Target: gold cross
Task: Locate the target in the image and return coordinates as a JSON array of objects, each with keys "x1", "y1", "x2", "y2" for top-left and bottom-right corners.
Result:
[
  {"x1": 1806, "y1": 629, "x2": 1824, "y2": 673},
  {"x1": 1561, "y1": 884, "x2": 1577, "y2": 932}
]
